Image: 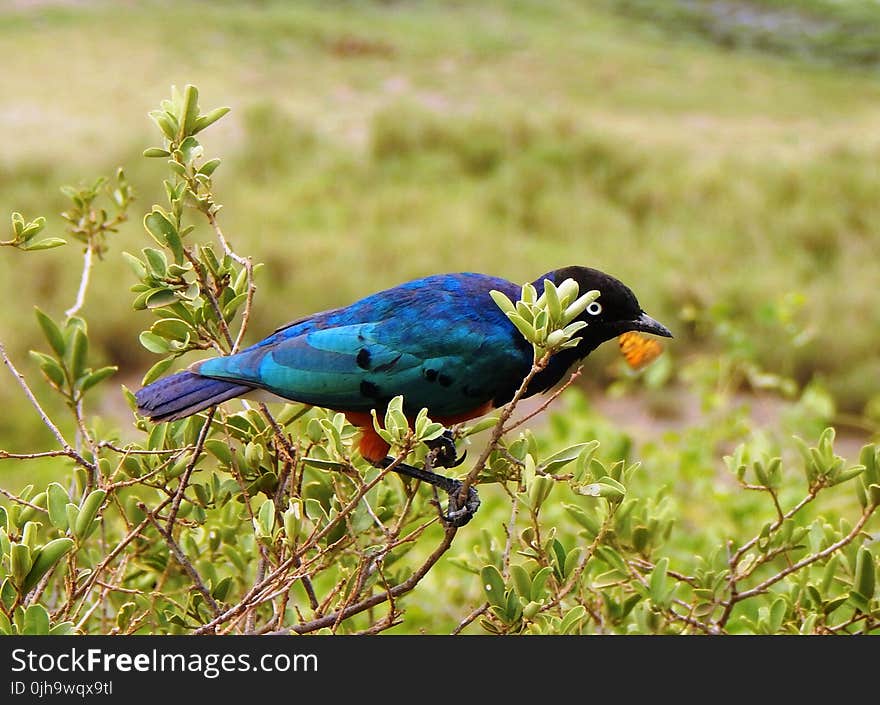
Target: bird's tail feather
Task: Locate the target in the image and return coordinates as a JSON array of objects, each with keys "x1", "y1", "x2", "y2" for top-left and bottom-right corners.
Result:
[{"x1": 135, "y1": 371, "x2": 251, "y2": 422}]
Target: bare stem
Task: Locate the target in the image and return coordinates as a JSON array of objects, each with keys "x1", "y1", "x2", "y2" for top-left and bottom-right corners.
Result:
[
  {"x1": 459, "y1": 353, "x2": 551, "y2": 496},
  {"x1": 164, "y1": 408, "x2": 215, "y2": 534},
  {"x1": 0, "y1": 340, "x2": 94, "y2": 474},
  {"x1": 206, "y1": 209, "x2": 247, "y2": 266},
  {"x1": 140, "y1": 502, "x2": 221, "y2": 617},
  {"x1": 65, "y1": 243, "x2": 94, "y2": 319},
  {"x1": 451, "y1": 603, "x2": 488, "y2": 635}
]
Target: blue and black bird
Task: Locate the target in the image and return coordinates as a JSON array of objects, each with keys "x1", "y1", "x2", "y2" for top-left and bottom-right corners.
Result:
[{"x1": 135, "y1": 266, "x2": 671, "y2": 526}]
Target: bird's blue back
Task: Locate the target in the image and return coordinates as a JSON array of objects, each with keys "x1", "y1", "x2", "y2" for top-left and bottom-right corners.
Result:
[{"x1": 196, "y1": 273, "x2": 531, "y2": 416}]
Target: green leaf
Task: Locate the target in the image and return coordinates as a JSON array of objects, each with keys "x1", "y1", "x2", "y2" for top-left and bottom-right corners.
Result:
[
  {"x1": 34, "y1": 308, "x2": 65, "y2": 357},
  {"x1": 489, "y1": 289, "x2": 516, "y2": 315},
  {"x1": 860, "y1": 444, "x2": 879, "y2": 486},
  {"x1": 204, "y1": 438, "x2": 233, "y2": 465},
  {"x1": 530, "y1": 566, "x2": 553, "y2": 602},
  {"x1": 10, "y1": 544, "x2": 32, "y2": 589},
  {"x1": 146, "y1": 289, "x2": 179, "y2": 309},
  {"x1": 78, "y1": 366, "x2": 117, "y2": 395},
  {"x1": 302, "y1": 457, "x2": 350, "y2": 472},
  {"x1": 29, "y1": 351, "x2": 65, "y2": 389},
  {"x1": 149, "y1": 109, "x2": 178, "y2": 140},
  {"x1": 141, "y1": 355, "x2": 175, "y2": 386},
  {"x1": 539, "y1": 441, "x2": 599, "y2": 475},
  {"x1": 65, "y1": 505, "x2": 79, "y2": 536},
  {"x1": 21, "y1": 237, "x2": 67, "y2": 251},
  {"x1": 853, "y1": 546, "x2": 875, "y2": 605},
  {"x1": 74, "y1": 489, "x2": 106, "y2": 541},
  {"x1": 122, "y1": 251, "x2": 148, "y2": 280},
  {"x1": 151, "y1": 318, "x2": 191, "y2": 341},
  {"x1": 577, "y1": 477, "x2": 626, "y2": 501},
  {"x1": 139, "y1": 331, "x2": 171, "y2": 354},
  {"x1": 261, "y1": 499, "x2": 276, "y2": 533},
  {"x1": 178, "y1": 135, "x2": 201, "y2": 164},
  {"x1": 198, "y1": 158, "x2": 222, "y2": 176},
  {"x1": 22, "y1": 538, "x2": 74, "y2": 594},
  {"x1": 46, "y1": 483, "x2": 69, "y2": 531},
  {"x1": 768, "y1": 597, "x2": 787, "y2": 633},
  {"x1": 542, "y1": 279, "x2": 562, "y2": 321},
  {"x1": 0, "y1": 579, "x2": 16, "y2": 611},
  {"x1": 562, "y1": 289, "x2": 600, "y2": 322},
  {"x1": 528, "y1": 475, "x2": 554, "y2": 509},
  {"x1": 510, "y1": 565, "x2": 532, "y2": 600},
  {"x1": 192, "y1": 106, "x2": 231, "y2": 134},
  {"x1": 563, "y1": 503, "x2": 601, "y2": 538},
  {"x1": 23, "y1": 604, "x2": 50, "y2": 635},
  {"x1": 144, "y1": 210, "x2": 183, "y2": 263},
  {"x1": 222, "y1": 292, "x2": 248, "y2": 320},
  {"x1": 143, "y1": 147, "x2": 171, "y2": 158},
  {"x1": 650, "y1": 557, "x2": 670, "y2": 607},
  {"x1": 480, "y1": 565, "x2": 507, "y2": 609},
  {"x1": 559, "y1": 605, "x2": 587, "y2": 634},
  {"x1": 211, "y1": 576, "x2": 233, "y2": 602},
  {"x1": 550, "y1": 539, "x2": 567, "y2": 580},
  {"x1": 67, "y1": 327, "x2": 88, "y2": 380},
  {"x1": 181, "y1": 85, "x2": 201, "y2": 137},
  {"x1": 143, "y1": 247, "x2": 168, "y2": 277},
  {"x1": 48, "y1": 621, "x2": 75, "y2": 636}
]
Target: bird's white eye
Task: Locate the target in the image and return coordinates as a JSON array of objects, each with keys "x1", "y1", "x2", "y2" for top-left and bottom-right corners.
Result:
[{"x1": 586, "y1": 301, "x2": 602, "y2": 316}]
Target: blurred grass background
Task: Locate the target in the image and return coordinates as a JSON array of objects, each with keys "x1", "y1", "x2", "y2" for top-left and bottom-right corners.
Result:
[{"x1": 2, "y1": 0, "x2": 880, "y2": 457}]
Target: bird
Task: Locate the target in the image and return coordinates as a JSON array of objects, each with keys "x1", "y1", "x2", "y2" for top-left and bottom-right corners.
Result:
[{"x1": 135, "y1": 265, "x2": 672, "y2": 526}]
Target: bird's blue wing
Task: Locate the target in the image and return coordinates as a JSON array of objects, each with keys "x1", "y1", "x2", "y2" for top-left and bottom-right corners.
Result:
[{"x1": 193, "y1": 273, "x2": 530, "y2": 415}]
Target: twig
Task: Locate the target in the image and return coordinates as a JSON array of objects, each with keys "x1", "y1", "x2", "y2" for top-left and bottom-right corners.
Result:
[
  {"x1": 97, "y1": 441, "x2": 197, "y2": 455},
  {"x1": 459, "y1": 353, "x2": 552, "y2": 496},
  {"x1": 65, "y1": 243, "x2": 94, "y2": 319},
  {"x1": 0, "y1": 486, "x2": 47, "y2": 512},
  {"x1": 0, "y1": 341, "x2": 95, "y2": 474},
  {"x1": 70, "y1": 496, "x2": 173, "y2": 606},
  {"x1": 164, "y1": 408, "x2": 215, "y2": 534},
  {"x1": 206, "y1": 209, "x2": 247, "y2": 267},
  {"x1": 286, "y1": 525, "x2": 458, "y2": 635},
  {"x1": 451, "y1": 603, "x2": 488, "y2": 635},
  {"x1": 501, "y1": 494, "x2": 519, "y2": 578},
  {"x1": 502, "y1": 366, "x2": 583, "y2": 435},
  {"x1": 184, "y1": 249, "x2": 234, "y2": 350},
  {"x1": 140, "y1": 502, "x2": 221, "y2": 617},
  {"x1": 727, "y1": 503, "x2": 877, "y2": 605},
  {"x1": 232, "y1": 258, "x2": 255, "y2": 354}
]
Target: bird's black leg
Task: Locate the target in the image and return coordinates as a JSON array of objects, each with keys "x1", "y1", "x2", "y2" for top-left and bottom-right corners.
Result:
[
  {"x1": 424, "y1": 429, "x2": 467, "y2": 469},
  {"x1": 377, "y1": 456, "x2": 480, "y2": 527}
]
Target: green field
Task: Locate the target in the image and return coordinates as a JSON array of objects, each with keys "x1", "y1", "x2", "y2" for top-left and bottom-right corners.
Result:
[{"x1": 1, "y1": 1, "x2": 879, "y2": 635}]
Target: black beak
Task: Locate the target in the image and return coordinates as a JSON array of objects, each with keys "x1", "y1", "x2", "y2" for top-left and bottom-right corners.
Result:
[{"x1": 633, "y1": 311, "x2": 673, "y2": 338}]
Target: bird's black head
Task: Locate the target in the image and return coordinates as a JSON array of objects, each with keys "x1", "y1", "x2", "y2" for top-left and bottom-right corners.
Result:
[{"x1": 536, "y1": 266, "x2": 673, "y2": 354}]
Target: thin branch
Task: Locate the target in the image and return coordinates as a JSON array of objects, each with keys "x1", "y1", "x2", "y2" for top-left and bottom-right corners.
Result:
[
  {"x1": 205, "y1": 209, "x2": 247, "y2": 266},
  {"x1": 0, "y1": 486, "x2": 47, "y2": 512},
  {"x1": 65, "y1": 243, "x2": 94, "y2": 319},
  {"x1": 232, "y1": 258, "x2": 255, "y2": 354},
  {"x1": 459, "y1": 353, "x2": 552, "y2": 495},
  {"x1": 70, "y1": 496, "x2": 173, "y2": 606},
  {"x1": 452, "y1": 603, "x2": 488, "y2": 635},
  {"x1": 184, "y1": 249, "x2": 234, "y2": 350},
  {"x1": 288, "y1": 525, "x2": 459, "y2": 635},
  {"x1": 165, "y1": 408, "x2": 215, "y2": 534},
  {"x1": 0, "y1": 448, "x2": 79, "y2": 461},
  {"x1": 729, "y1": 503, "x2": 877, "y2": 605},
  {"x1": 0, "y1": 341, "x2": 94, "y2": 473},
  {"x1": 502, "y1": 366, "x2": 583, "y2": 435},
  {"x1": 140, "y1": 502, "x2": 221, "y2": 617}
]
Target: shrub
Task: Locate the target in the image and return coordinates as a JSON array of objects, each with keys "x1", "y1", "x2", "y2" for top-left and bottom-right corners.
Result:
[{"x1": 0, "y1": 86, "x2": 877, "y2": 635}]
